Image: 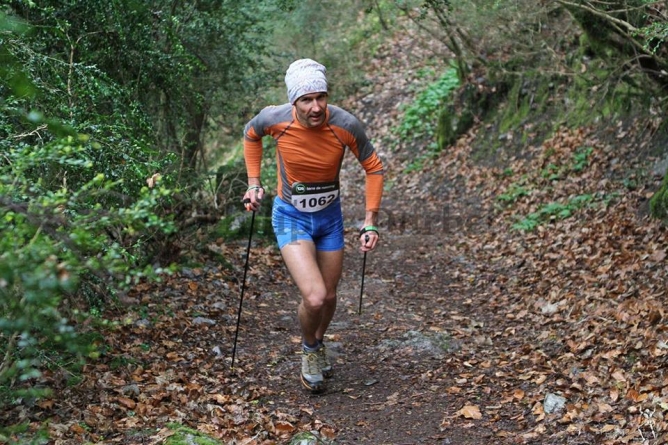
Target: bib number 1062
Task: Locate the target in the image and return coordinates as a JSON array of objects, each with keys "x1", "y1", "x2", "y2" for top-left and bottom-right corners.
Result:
[
  {"x1": 291, "y1": 182, "x2": 339, "y2": 213},
  {"x1": 298, "y1": 194, "x2": 336, "y2": 209}
]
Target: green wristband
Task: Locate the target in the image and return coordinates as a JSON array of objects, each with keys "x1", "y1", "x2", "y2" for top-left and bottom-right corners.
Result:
[
  {"x1": 247, "y1": 185, "x2": 263, "y2": 192},
  {"x1": 359, "y1": 225, "x2": 379, "y2": 236}
]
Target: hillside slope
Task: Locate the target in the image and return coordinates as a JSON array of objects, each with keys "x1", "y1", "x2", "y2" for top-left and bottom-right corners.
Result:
[{"x1": 331, "y1": 20, "x2": 668, "y2": 445}]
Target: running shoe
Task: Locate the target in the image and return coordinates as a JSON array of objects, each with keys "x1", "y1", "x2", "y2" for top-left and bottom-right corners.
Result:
[
  {"x1": 317, "y1": 343, "x2": 333, "y2": 378},
  {"x1": 301, "y1": 350, "x2": 325, "y2": 393}
]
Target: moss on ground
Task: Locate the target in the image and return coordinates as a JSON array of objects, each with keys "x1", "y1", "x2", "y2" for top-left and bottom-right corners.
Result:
[
  {"x1": 163, "y1": 423, "x2": 221, "y2": 445},
  {"x1": 650, "y1": 169, "x2": 668, "y2": 220}
]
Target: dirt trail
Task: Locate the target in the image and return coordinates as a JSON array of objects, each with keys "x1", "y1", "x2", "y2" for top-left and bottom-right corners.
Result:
[
  {"x1": 229, "y1": 146, "x2": 520, "y2": 444},
  {"x1": 235, "y1": 227, "x2": 499, "y2": 445}
]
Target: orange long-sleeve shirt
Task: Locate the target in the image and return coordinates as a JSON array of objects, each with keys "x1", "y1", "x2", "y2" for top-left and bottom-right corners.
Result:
[{"x1": 243, "y1": 104, "x2": 384, "y2": 212}]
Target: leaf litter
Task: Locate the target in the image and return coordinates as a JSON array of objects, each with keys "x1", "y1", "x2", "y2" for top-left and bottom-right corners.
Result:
[{"x1": 3, "y1": 20, "x2": 668, "y2": 445}]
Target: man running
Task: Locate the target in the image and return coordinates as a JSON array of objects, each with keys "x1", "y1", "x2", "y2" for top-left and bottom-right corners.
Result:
[{"x1": 242, "y1": 58, "x2": 384, "y2": 393}]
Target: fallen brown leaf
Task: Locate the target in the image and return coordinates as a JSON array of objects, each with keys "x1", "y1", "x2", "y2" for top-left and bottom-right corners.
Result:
[{"x1": 458, "y1": 404, "x2": 482, "y2": 420}]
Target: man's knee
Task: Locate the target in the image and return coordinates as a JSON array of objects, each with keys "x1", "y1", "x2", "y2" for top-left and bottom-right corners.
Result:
[{"x1": 302, "y1": 289, "x2": 328, "y2": 312}]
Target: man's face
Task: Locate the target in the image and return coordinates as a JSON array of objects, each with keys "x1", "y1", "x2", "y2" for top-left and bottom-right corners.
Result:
[{"x1": 294, "y1": 92, "x2": 328, "y2": 128}]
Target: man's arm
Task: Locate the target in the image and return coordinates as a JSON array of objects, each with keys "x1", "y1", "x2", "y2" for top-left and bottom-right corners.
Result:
[{"x1": 242, "y1": 120, "x2": 265, "y2": 211}]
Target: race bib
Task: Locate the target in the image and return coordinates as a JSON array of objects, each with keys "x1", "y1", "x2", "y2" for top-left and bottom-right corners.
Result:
[{"x1": 291, "y1": 181, "x2": 339, "y2": 213}]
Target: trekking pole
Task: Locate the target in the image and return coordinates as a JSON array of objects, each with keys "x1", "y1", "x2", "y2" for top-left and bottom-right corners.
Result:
[
  {"x1": 231, "y1": 204, "x2": 255, "y2": 369},
  {"x1": 358, "y1": 234, "x2": 369, "y2": 315}
]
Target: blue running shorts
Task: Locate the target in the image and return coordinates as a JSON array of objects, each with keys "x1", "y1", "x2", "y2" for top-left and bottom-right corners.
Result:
[{"x1": 272, "y1": 196, "x2": 344, "y2": 251}]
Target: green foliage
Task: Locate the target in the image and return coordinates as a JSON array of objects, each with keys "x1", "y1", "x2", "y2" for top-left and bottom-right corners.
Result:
[
  {"x1": 497, "y1": 183, "x2": 530, "y2": 203},
  {"x1": 419, "y1": 0, "x2": 667, "y2": 169},
  {"x1": 565, "y1": 0, "x2": 668, "y2": 95},
  {"x1": 164, "y1": 423, "x2": 222, "y2": 445},
  {"x1": 506, "y1": 144, "x2": 600, "y2": 230},
  {"x1": 1, "y1": 4, "x2": 164, "y2": 199},
  {"x1": 0, "y1": 10, "x2": 178, "y2": 434},
  {"x1": 403, "y1": 156, "x2": 425, "y2": 174},
  {"x1": 512, "y1": 194, "x2": 595, "y2": 231},
  {"x1": 536, "y1": 146, "x2": 594, "y2": 182},
  {"x1": 402, "y1": 142, "x2": 439, "y2": 173},
  {"x1": 541, "y1": 163, "x2": 561, "y2": 181},
  {"x1": 650, "y1": 168, "x2": 668, "y2": 220},
  {"x1": 397, "y1": 67, "x2": 460, "y2": 142},
  {"x1": 571, "y1": 146, "x2": 594, "y2": 172},
  {"x1": 5, "y1": 0, "x2": 279, "y2": 181},
  {"x1": 0, "y1": 131, "x2": 177, "y2": 409},
  {"x1": 635, "y1": 21, "x2": 668, "y2": 54},
  {"x1": 398, "y1": 67, "x2": 460, "y2": 173},
  {"x1": 498, "y1": 78, "x2": 532, "y2": 134}
]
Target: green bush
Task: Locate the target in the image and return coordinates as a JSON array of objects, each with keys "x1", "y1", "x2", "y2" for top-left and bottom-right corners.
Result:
[
  {"x1": 397, "y1": 67, "x2": 460, "y2": 173},
  {"x1": 0, "y1": 11, "x2": 177, "y2": 438},
  {"x1": 0, "y1": 130, "x2": 177, "y2": 406},
  {"x1": 650, "y1": 170, "x2": 668, "y2": 220},
  {"x1": 397, "y1": 66, "x2": 460, "y2": 143}
]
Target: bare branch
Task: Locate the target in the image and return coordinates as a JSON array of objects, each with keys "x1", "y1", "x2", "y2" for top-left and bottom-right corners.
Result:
[{"x1": 556, "y1": 0, "x2": 639, "y2": 32}]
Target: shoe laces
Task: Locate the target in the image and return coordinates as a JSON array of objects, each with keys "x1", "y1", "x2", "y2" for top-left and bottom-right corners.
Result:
[
  {"x1": 303, "y1": 351, "x2": 321, "y2": 375},
  {"x1": 317, "y1": 345, "x2": 330, "y2": 365}
]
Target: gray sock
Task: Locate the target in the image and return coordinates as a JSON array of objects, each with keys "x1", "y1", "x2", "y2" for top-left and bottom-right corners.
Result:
[{"x1": 303, "y1": 341, "x2": 320, "y2": 352}]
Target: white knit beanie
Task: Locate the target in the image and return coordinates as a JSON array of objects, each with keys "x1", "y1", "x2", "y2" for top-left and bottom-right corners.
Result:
[{"x1": 285, "y1": 58, "x2": 328, "y2": 104}]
